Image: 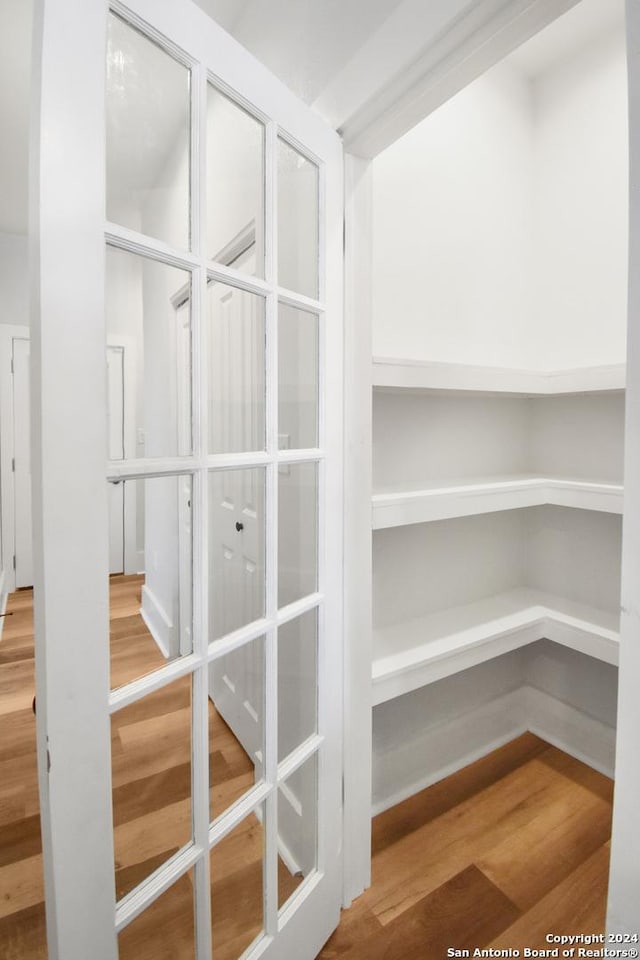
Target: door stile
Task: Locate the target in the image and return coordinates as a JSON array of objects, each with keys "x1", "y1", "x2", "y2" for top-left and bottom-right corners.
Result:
[
  {"x1": 192, "y1": 54, "x2": 213, "y2": 960},
  {"x1": 32, "y1": 1, "x2": 118, "y2": 958}
]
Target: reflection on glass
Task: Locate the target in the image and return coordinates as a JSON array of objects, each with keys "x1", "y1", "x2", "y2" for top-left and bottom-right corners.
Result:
[
  {"x1": 109, "y1": 475, "x2": 193, "y2": 690},
  {"x1": 277, "y1": 752, "x2": 318, "y2": 910},
  {"x1": 112, "y1": 675, "x2": 192, "y2": 901},
  {"x1": 209, "y1": 282, "x2": 266, "y2": 454},
  {"x1": 106, "y1": 12, "x2": 191, "y2": 250},
  {"x1": 118, "y1": 869, "x2": 196, "y2": 959},
  {"x1": 106, "y1": 246, "x2": 192, "y2": 459},
  {"x1": 278, "y1": 303, "x2": 318, "y2": 450},
  {"x1": 278, "y1": 138, "x2": 319, "y2": 299},
  {"x1": 278, "y1": 462, "x2": 318, "y2": 608},
  {"x1": 207, "y1": 86, "x2": 265, "y2": 277},
  {"x1": 210, "y1": 807, "x2": 264, "y2": 960},
  {"x1": 209, "y1": 635, "x2": 265, "y2": 823},
  {"x1": 278, "y1": 611, "x2": 317, "y2": 762},
  {"x1": 209, "y1": 469, "x2": 266, "y2": 640}
]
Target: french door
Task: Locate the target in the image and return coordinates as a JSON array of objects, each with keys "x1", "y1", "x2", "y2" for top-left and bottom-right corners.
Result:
[{"x1": 32, "y1": 1, "x2": 344, "y2": 959}]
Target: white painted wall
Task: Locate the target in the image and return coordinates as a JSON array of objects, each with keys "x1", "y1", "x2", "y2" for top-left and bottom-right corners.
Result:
[
  {"x1": 533, "y1": 28, "x2": 628, "y2": 369},
  {"x1": 0, "y1": 232, "x2": 29, "y2": 327},
  {"x1": 372, "y1": 26, "x2": 627, "y2": 371},
  {"x1": 372, "y1": 59, "x2": 535, "y2": 367}
]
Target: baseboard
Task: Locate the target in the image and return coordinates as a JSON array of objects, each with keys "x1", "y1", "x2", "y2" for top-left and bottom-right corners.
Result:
[
  {"x1": 140, "y1": 584, "x2": 174, "y2": 659},
  {"x1": 372, "y1": 683, "x2": 616, "y2": 814},
  {"x1": 372, "y1": 687, "x2": 526, "y2": 815},
  {"x1": 523, "y1": 683, "x2": 616, "y2": 778}
]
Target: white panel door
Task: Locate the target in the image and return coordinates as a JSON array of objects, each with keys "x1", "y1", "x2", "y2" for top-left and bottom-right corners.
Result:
[
  {"x1": 33, "y1": 2, "x2": 344, "y2": 960},
  {"x1": 13, "y1": 337, "x2": 32, "y2": 589}
]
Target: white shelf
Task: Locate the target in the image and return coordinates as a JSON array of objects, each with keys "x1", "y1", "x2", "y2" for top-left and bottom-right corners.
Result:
[
  {"x1": 372, "y1": 476, "x2": 624, "y2": 528},
  {"x1": 372, "y1": 357, "x2": 626, "y2": 395},
  {"x1": 372, "y1": 588, "x2": 620, "y2": 706}
]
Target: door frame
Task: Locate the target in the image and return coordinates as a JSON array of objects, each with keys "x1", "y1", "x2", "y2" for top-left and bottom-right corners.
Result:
[
  {"x1": 341, "y1": 0, "x2": 636, "y2": 924},
  {"x1": 31, "y1": 1, "x2": 344, "y2": 958},
  {"x1": 0, "y1": 323, "x2": 30, "y2": 599}
]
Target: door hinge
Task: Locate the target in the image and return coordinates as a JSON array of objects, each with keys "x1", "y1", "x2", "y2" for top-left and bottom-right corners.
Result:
[
  {"x1": 12, "y1": 555, "x2": 16, "y2": 571},
  {"x1": 10, "y1": 358, "x2": 13, "y2": 375},
  {"x1": 11, "y1": 457, "x2": 15, "y2": 473}
]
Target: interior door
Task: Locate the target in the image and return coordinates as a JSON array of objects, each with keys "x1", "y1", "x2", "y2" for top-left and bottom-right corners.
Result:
[
  {"x1": 33, "y1": 2, "x2": 344, "y2": 959},
  {"x1": 12, "y1": 337, "x2": 32, "y2": 588}
]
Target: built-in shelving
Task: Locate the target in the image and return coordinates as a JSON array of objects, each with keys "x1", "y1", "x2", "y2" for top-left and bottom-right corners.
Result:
[
  {"x1": 372, "y1": 588, "x2": 620, "y2": 706},
  {"x1": 372, "y1": 358, "x2": 626, "y2": 395},
  {"x1": 372, "y1": 476, "x2": 624, "y2": 529}
]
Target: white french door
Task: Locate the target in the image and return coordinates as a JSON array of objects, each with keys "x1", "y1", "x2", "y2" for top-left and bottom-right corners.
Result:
[{"x1": 32, "y1": 2, "x2": 344, "y2": 959}]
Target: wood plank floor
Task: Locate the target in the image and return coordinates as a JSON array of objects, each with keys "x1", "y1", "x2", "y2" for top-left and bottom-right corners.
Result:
[
  {"x1": 0, "y1": 581, "x2": 613, "y2": 958},
  {"x1": 318, "y1": 733, "x2": 613, "y2": 959}
]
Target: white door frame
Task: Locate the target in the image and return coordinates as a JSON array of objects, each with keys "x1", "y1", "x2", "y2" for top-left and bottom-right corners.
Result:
[
  {"x1": 0, "y1": 326, "x2": 137, "y2": 596},
  {"x1": 32, "y1": 1, "x2": 343, "y2": 959},
  {"x1": 341, "y1": 0, "x2": 638, "y2": 926},
  {"x1": 0, "y1": 323, "x2": 30, "y2": 598}
]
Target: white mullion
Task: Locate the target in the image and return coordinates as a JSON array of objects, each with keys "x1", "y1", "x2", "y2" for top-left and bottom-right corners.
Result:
[
  {"x1": 276, "y1": 592, "x2": 323, "y2": 627},
  {"x1": 276, "y1": 733, "x2": 323, "y2": 785},
  {"x1": 115, "y1": 841, "x2": 204, "y2": 933},
  {"x1": 192, "y1": 56, "x2": 213, "y2": 960},
  {"x1": 263, "y1": 117, "x2": 279, "y2": 939},
  {"x1": 109, "y1": 651, "x2": 200, "y2": 713},
  {"x1": 105, "y1": 223, "x2": 199, "y2": 272},
  {"x1": 208, "y1": 779, "x2": 272, "y2": 846},
  {"x1": 276, "y1": 288, "x2": 325, "y2": 315},
  {"x1": 206, "y1": 615, "x2": 270, "y2": 661},
  {"x1": 107, "y1": 458, "x2": 198, "y2": 481},
  {"x1": 206, "y1": 262, "x2": 270, "y2": 297},
  {"x1": 205, "y1": 451, "x2": 271, "y2": 470},
  {"x1": 276, "y1": 448, "x2": 324, "y2": 465}
]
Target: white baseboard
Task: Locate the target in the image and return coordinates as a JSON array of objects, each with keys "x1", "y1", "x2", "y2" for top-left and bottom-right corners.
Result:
[
  {"x1": 372, "y1": 688, "x2": 526, "y2": 815},
  {"x1": 372, "y1": 683, "x2": 616, "y2": 814},
  {"x1": 524, "y1": 684, "x2": 616, "y2": 778},
  {"x1": 140, "y1": 584, "x2": 174, "y2": 659}
]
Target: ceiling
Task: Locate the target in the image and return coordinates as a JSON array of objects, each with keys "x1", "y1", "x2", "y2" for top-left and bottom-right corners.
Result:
[{"x1": 0, "y1": 0, "x2": 628, "y2": 236}]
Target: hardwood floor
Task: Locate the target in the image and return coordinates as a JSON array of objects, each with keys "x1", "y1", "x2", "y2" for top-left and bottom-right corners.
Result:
[
  {"x1": 0, "y1": 581, "x2": 613, "y2": 958},
  {"x1": 318, "y1": 733, "x2": 613, "y2": 959}
]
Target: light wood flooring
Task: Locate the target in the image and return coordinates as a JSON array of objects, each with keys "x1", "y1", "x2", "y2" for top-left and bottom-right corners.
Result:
[
  {"x1": 0, "y1": 579, "x2": 613, "y2": 958},
  {"x1": 318, "y1": 733, "x2": 613, "y2": 959}
]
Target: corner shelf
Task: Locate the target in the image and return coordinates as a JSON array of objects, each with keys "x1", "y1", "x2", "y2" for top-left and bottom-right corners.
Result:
[
  {"x1": 372, "y1": 476, "x2": 624, "y2": 528},
  {"x1": 372, "y1": 358, "x2": 626, "y2": 395},
  {"x1": 372, "y1": 589, "x2": 620, "y2": 706}
]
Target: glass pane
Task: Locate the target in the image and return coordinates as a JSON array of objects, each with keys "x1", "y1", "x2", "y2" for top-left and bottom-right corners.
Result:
[
  {"x1": 207, "y1": 86, "x2": 265, "y2": 277},
  {"x1": 208, "y1": 283, "x2": 266, "y2": 454},
  {"x1": 278, "y1": 138, "x2": 319, "y2": 299},
  {"x1": 112, "y1": 675, "x2": 192, "y2": 900},
  {"x1": 278, "y1": 611, "x2": 317, "y2": 762},
  {"x1": 278, "y1": 462, "x2": 318, "y2": 608},
  {"x1": 211, "y1": 807, "x2": 264, "y2": 960},
  {"x1": 106, "y1": 246, "x2": 192, "y2": 459},
  {"x1": 277, "y1": 753, "x2": 318, "y2": 910},
  {"x1": 209, "y1": 635, "x2": 265, "y2": 823},
  {"x1": 209, "y1": 469, "x2": 266, "y2": 640},
  {"x1": 106, "y1": 13, "x2": 190, "y2": 250},
  {"x1": 118, "y1": 869, "x2": 196, "y2": 959},
  {"x1": 278, "y1": 304, "x2": 318, "y2": 450},
  {"x1": 109, "y1": 475, "x2": 192, "y2": 690}
]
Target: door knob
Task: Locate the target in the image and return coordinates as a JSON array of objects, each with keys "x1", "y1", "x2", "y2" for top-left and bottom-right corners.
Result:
[{"x1": 235, "y1": 521, "x2": 244, "y2": 532}]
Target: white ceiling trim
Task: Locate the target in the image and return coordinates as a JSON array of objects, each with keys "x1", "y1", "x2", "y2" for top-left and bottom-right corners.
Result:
[{"x1": 326, "y1": 0, "x2": 581, "y2": 159}]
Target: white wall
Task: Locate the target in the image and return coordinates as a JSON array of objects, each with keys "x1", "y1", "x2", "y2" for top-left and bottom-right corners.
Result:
[
  {"x1": 372, "y1": 60, "x2": 535, "y2": 367},
  {"x1": 371, "y1": 26, "x2": 628, "y2": 371},
  {"x1": 0, "y1": 232, "x2": 29, "y2": 327},
  {"x1": 533, "y1": 28, "x2": 628, "y2": 369}
]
